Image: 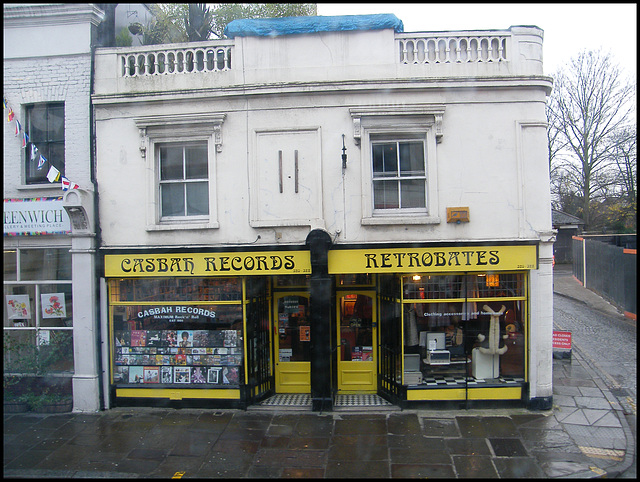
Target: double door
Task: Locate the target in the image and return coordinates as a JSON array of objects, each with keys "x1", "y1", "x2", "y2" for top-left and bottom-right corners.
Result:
[{"x1": 272, "y1": 290, "x2": 378, "y2": 394}]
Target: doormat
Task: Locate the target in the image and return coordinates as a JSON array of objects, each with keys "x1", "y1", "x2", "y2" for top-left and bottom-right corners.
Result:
[
  {"x1": 334, "y1": 394, "x2": 393, "y2": 407},
  {"x1": 259, "y1": 394, "x2": 312, "y2": 407}
]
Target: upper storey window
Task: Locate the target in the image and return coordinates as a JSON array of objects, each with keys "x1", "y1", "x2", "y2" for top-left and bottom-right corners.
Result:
[
  {"x1": 372, "y1": 140, "x2": 427, "y2": 211},
  {"x1": 159, "y1": 143, "x2": 209, "y2": 220},
  {"x1": 25, "y1": 103, "x2": 65, "y2": 185}
]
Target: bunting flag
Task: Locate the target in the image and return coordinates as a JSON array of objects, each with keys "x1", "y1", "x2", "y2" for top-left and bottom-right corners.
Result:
[
  {"x1": 15, "y1": 119, "x2": 21, "y2": 136},
  {"x1": 46, "y1": 165, "x2": 61, "y2": 183},
  {"x1": 61, "y1": 177, "x2": 79, "y2": 191},
  {"x1": 30, "y1": 143, "x2": 38, "y2": 160},
  {"x1": 8, "y1": 108, "x2": 15, "y2": 122},
  {"x1": 21, "y1": 131, "x2": 29, "y2": 148},
  {"x1": 37, "y1": 154, "x2": 47, "y2": 170},
  {"x1": 2, "y1": 97, "x2": 7, "y2": 109}
]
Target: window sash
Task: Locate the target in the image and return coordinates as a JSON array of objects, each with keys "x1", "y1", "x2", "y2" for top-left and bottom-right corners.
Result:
[
  {"x1": 372, "y1": 140, "x2": 427, "y2": 210},
  {"x1": 24, "y1": 103, "x2": 65, "y2": 185},
  {"x1": 158, "y1": 143, "x2": 209, "y2": 219}
]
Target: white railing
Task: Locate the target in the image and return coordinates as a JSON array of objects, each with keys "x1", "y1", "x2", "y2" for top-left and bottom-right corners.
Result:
[
  {"x1": 119, "y1": 42, "x2": 233, "y2": 78},
  {"x1": 397, "y1": 32, "x2": 509, "y2": 64}
]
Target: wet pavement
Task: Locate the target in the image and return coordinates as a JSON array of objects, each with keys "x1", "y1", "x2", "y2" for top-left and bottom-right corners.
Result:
[{"x1": 3, "y1": 266, "x2": 635, "y2": 478}]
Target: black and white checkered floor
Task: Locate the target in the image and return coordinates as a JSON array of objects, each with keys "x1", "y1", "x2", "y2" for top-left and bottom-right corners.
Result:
[
  {"x1": 334, "y1": 394, "x2": 393, "y2": 407},
  {"x1": 258, "y1": 393, "x2": 393, "y2": 408},
  {"x1": 256, "y1": 378, "x2": 524, "y2": 409},
  {"x1": 422, "y1": 376, "x2": 525, "y2": 387},
  {"x1": 259, "y1": 394, "x2": 311, "y2": 407}
]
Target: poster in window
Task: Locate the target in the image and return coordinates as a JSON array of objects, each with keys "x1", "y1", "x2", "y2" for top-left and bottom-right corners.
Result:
[
  {"x1": 191, "y1": 366, "x2": 207, "y2": 383},
  {"x1": 223, "y1": 330, "x2": 238, "y2": 347},
  {"x1": 5, "y1": 294, "x2": 31, "y2": 320},
  {"x1": 146, "y1": 330, "x2": 162, "y2": 347},
  {"x1": 223, "y1": 366, "x2": 239, "y2": 384},
  {"x1": 208, "y1": 367, "x2": 221, "y2": 384},
  {"x1": 193, "y1": 330, "x2": 209, "y2": 347},
  {"x1": 115, "y1": 331, "x2": 131, "y2": 347},
  {"x1": 143, "y1": 366, "x2": 159, "y2": 383},
  {"x1": 37, "y1": 330, "x2": 50, "y2": 346},
  {"x1": 41, "y1": 293, "x2": 66, "y2": 318},
  {"x1": 129, "y1": 366, "x2": 144, "y2": 383},
  {"x1": 160, "y1": 366, "x2": 173, "y2": 383},
  {"x1": 174, "y1": 366, "x2": 191, "y2": 384},
  {"x1": 131, "y1": 330, "x2": 147, "y2": 346},
  {"x1": 299, "y1": 325, "x2": 310, "y2": 341},
  {"x1": 164, "y1": 330, "x2": 177, "y2": 347},
  {"x1": 114, "y1": 366, "x2": 129, "y2": 383},
  {"x1": 178, "y1": 330, "x2": 193, "y2": 349}
]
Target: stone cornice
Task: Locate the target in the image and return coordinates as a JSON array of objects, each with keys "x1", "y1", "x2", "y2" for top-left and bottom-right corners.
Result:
[
  {"x1": 93, "y1": 76, "x2": 553, "y2": 106},
  {"x1": 3, "y1": 4, "x2": 105, "y2": 28}
]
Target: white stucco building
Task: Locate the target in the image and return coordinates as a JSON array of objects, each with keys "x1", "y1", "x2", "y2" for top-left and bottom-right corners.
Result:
[{"x1": 92, "y1": 15, "x2": 554, "y2": 410}]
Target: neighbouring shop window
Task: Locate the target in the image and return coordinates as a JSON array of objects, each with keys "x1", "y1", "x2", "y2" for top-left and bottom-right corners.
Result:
[
  {"x1": 276, "y1": 295, "x2": 310, "y2": 362},
  {"x1": 339, "y1": 294, "x2": 373, "y2": 361},
  {"x1": 3, "y1": 248, "x2": 74, "y2": 374},
  {"x1": 372, "y1": 139, "x2": 427, "y2": 211},
  {"x1": 158, "y1": 142, "x2": 209, "y2": 219},
  {"x1": 109, "y1": 277, "x2": 244, "y2": 387},
  {"x1": 25, "y1": 102, "x2": 65, "y2": 185},
  {"x1": 402, "y1": 273, "x2": 526, "y2": 386}
]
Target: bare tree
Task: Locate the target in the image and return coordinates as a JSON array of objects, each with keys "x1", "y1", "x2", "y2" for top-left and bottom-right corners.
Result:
[
  {"x1": 548, "y1": 49, "x2": 635, "y2": 229},
  {"x1": 610, "y1": 126, "x2": 637, "y2": 204}
]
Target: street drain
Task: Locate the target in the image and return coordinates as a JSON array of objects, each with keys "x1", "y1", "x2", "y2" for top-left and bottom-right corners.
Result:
[{"x1": 579, "y1": 446, "x2": 624, "y2": 461}]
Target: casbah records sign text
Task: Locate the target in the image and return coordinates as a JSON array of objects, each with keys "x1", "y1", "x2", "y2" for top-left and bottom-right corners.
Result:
[{"x1": 105, "y1": 251, "x2": 311, "y2": 277}]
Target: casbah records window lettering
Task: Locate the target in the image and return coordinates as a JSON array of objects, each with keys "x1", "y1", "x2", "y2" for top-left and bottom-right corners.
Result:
[{"x1": 109, "y1": 277, "x2": 244, "y2": 397}]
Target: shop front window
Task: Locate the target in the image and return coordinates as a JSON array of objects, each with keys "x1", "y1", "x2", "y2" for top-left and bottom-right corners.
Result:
[
  {"x1": 402, "y1": 273, "x2": 526, "y2": 386},
  {"x1": 3, "y1": 248, "x2": 74, "y2": 374},
  {"x1": 109, "y1": 277, "x2": 244, "y2": 387}
]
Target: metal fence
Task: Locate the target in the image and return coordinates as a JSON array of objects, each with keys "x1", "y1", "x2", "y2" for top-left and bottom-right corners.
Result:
[{"x1": 572, "y1": 235, "x2": 637, "y2": 318}]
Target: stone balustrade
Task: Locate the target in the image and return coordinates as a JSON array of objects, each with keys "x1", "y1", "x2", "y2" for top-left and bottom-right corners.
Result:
[
  {"x1": 93, "y1": 26, "x2": 543, "y2": 97},
  {"x1": 397, "y1": 31, "x2": 510, "y2": 64},
  {"x1": 119, "y1": 41, "x2": 233, "y2": 77}
]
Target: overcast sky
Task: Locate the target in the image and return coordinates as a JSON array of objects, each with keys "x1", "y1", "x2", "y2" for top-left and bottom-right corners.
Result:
[{"x1": 316, "y1": 3, "x2": 637, "y2": 78}]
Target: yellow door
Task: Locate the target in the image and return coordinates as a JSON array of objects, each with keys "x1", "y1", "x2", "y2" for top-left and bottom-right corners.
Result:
[
  {"x1": 273, "y1": 293, "x2": 311, "y2": 393},
  {"x1": 337, "y1": 292, "x2": 377, "y2": 393}
]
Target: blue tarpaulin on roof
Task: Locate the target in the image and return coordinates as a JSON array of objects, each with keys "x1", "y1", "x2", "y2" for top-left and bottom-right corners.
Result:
[{"x1": 224, "y1": 14, "x2": 404, "y2": 38}]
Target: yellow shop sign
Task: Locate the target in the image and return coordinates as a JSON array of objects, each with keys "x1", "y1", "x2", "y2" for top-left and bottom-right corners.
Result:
[
  {"x1": 105, "y1": 251, "x2": 311, "y2": 277},
  {"x1": 328, "y1": 245, "x2": 537, "y2": 274}
]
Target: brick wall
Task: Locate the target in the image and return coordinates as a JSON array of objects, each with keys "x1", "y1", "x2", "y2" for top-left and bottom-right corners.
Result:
[{"x1": 3, "y1": 54, "x2": 93, "y2": 197}]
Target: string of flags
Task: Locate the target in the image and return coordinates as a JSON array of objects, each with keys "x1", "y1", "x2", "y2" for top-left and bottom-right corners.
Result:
[{"x1": 3, "y1": 95, "x2": 80, "y2": 191}]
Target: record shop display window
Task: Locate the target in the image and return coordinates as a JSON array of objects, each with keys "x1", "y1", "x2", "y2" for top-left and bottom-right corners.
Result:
[
  {"x1": 109, "y1": 277, "x2": 244, "y2": 387},
  {"x1": 402, "y1": 273, "x2": 526, "y2": 386}
]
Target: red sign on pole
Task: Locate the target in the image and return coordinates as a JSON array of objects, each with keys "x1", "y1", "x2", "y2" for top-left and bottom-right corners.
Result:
[{"x1": 553, "y1": 331, "x2": 572, "y2": 350}]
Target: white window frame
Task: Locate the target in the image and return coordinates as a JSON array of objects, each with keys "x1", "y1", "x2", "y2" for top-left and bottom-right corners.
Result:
[
  {"x1": 351, "y1": 106, "x2": 443, "y2": 225},
  {"x1": 3, "y1": 245, "x2": 74, "y2": 375},
  {"x1": 371, "y1": 137, "x2": 428, "y2": 213},
  {"x1": 157, "y1": 142, "x2": 210, "y2": 221},
  {"x1": 135, "y1": 113, "x2": 225, "y2": 231}
]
